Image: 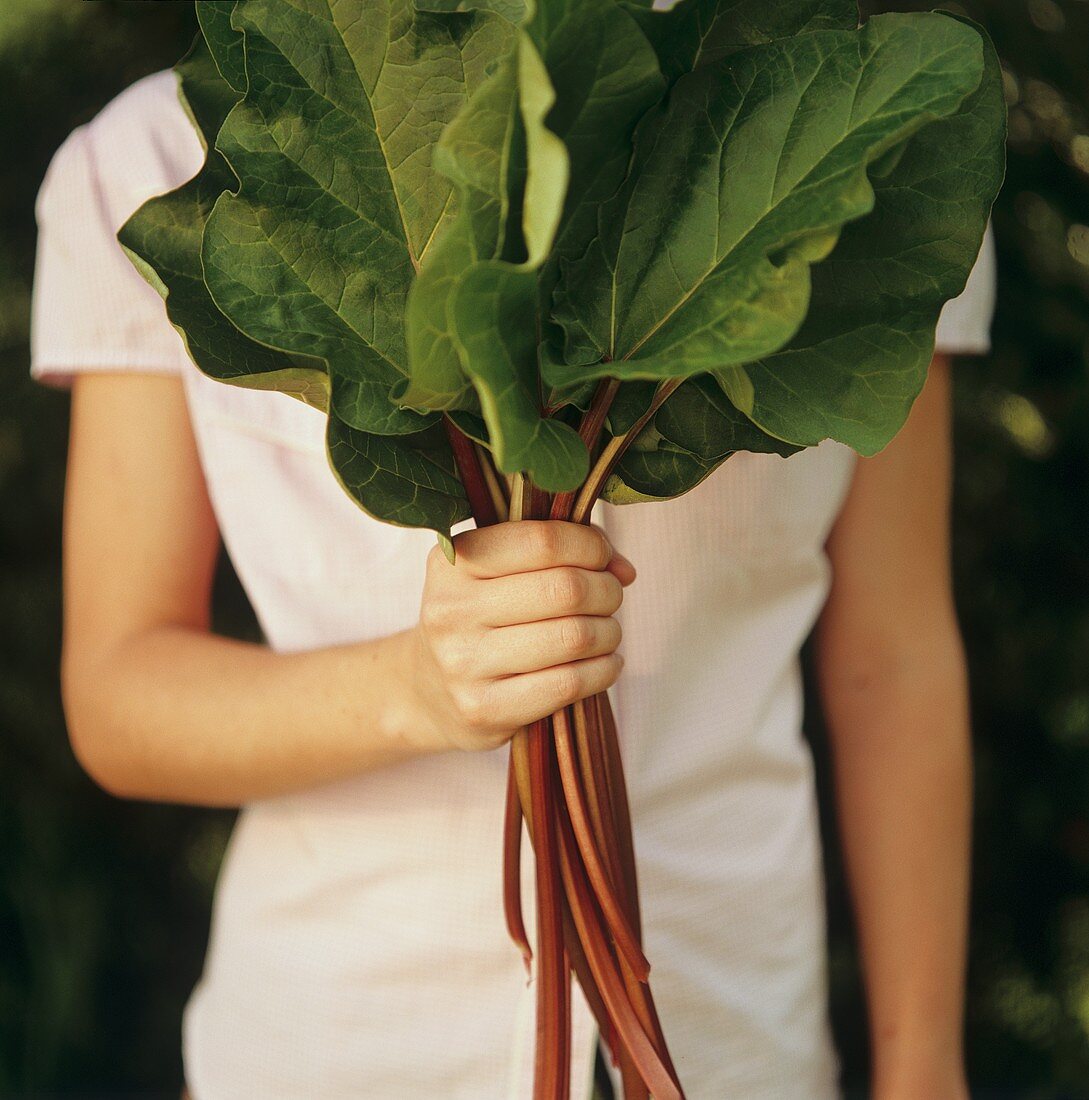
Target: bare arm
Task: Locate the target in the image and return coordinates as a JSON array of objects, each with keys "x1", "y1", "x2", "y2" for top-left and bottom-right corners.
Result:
[
  {"x1": 61, "y1": 373, "x2": 632, "y2": 807},
  {"x1": 815, "y1": 355, "x2": 971, "y2": 1099}
]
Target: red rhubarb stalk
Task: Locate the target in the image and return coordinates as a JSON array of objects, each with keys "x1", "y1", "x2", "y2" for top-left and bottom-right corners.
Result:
[
  {"x1": 442, "y1": 415, "x2": 500, "y2": 528},
  {"x1": 503, "y1": 762, "x2": 532, "y2": 977},
  {"x1": 555, "y1": 805, "x2": 683, "y2": 1100},
  {"x1": 527, "y1": 718, "x2": 569, "y2": 1098},
  {"x1": 553, "y1": 706, "x2": 650, "y2": 981},
  {"x1": 447, "y1": 405, "x2": 686, "y2": 1099},
  {"x1": 596, "y1": 692, "x2": 641, "y2": 936}
]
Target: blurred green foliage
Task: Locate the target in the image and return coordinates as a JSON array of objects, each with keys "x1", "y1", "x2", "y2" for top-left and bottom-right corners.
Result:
[
  {"x1": 0, "y1": 4, "x2": 234, "y2": 1094},
  {"x1": 0, "y1": 1, "x2": 1086, "y2": 1096}
]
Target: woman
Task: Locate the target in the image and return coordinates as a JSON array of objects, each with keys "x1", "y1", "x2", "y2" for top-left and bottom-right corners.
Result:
[{"x1": 32, "y1": 66, "x2": 995, "y2": 1099}]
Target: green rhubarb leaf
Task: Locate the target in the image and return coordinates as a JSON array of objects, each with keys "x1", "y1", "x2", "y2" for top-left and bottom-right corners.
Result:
[
  {"x1": 451, "y1": 31, "x2": 588, "y2": 491},
  {"x1": 415, "y1": 0, "x2": 528, "y2": 20},
  {"x1": 326, "y1": 418, "x2": 470, "y2": 531},
  {"x1": 627, "y1": 0, "x2": 857, "y2": 83},
  {"x1": 398, "y1": 41, "x2": 530, "y2": 410},
  {"x1": 531, "y1": 0, "x2": 665, "y2": 288},
  {"x1": 719, "y1": 15, "x2": 1006, "y2": 454},
  {"x1": 531, "y1": 0, "x2": 666, "y2": 405},
  {"x1": 449, "y1": 264, "x2": 588, "y2": 490},
  {"x1": 537, "y1": 0, "x2": 856, "y2": 418},
  {"x1": 200, "y1": 0, "x2": 513, "y2": 436},
  {"x1": 196, "y1": 0, "x2": 246, "y2": 93},
  {"x1": 118, "y1": 33, "x2": 330, "y2": 411},
  {"x1": 604, "y1": 375, "x2": 798, "y2": 502},
  {"x1": 549, "y1": 14, "x2": 987, "y2": 391},
  {"x1": 598, "y1": 372, "x2": 799, "y2": 505},
  {"x1": 606, "y1": 443, "x2": 714, "y2": 503},
  {"x1": 656, "y1": 376, "x2": 800, "y2": 462},
  {"x1": 120, "y1": 6, "x2": 474, "y2": 536},
  {"x1": 404, "y1": 27, "x2": 588, "y2": 491},
  {"x1": 403, "y1": 0, "x2": 669, "y2": 485},
  {"x1": 405, "y1": 0, "x2": 666, "y2": 418}
]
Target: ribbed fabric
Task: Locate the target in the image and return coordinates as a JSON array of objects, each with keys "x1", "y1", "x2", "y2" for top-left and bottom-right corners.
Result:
[{"x1": 31, "y1": 70, "x2": 995, "y2": 1100}]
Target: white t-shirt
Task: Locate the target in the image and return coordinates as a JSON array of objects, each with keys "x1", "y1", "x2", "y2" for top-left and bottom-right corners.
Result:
[{"x1": 31, "y1": 71, "x2": 996, "y2": 1100}]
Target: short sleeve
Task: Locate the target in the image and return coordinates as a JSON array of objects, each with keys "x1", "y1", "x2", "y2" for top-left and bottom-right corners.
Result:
[
  {"x1": 30, "y1": 72, "x2": 203, "y2": 389},
  {"x1": 933, "y1": 223, "x2": 997, "y2": 356}
]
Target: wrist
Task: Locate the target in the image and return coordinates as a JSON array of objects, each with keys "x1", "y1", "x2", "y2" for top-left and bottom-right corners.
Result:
[
  {"x1": 358, "y1": 628, "x2": 452, "y2": 761},
  {"x1": 871, "y1": 1027, "x2": 966, "y2": 1100},
  {"x1": 873, "y1": 1067, "x2": 967, "y2": 1100}
]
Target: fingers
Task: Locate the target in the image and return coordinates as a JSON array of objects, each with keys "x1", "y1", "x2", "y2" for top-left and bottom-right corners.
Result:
[
  {"x1": 484, "y1": 653, "x2": 624, "y2": 731},
  {"x1": 477, "y1": 566, "x2": 624, "y2": 628},
  {"x1": 417, "y1": 518, "x2": 635, "y2": 752},
  {"x1": 607, "y1": 553, "x2": 637, "y2": 588},
  {"x1": 587, "y1": 523, "x2": 637, "y2": 588},
  {"x1": 479, "y1": 615, "x2": 623, "y2": 678},
  {"x1": 450, "y1": 520, "x2": 629, "y2": 580}
]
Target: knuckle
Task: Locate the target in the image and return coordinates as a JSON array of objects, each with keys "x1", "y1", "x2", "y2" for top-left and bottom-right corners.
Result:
[
  {"x1": 558, "y1": 616, "x2": 593, "y2": 658},
  {"x1": 526, "y1": 521, "x2": 561, "y2": 562},
  {"x1": 553, "y1": 666, "x2": 583, "y2": 708},
  {"x1": 454, "y1": 684, "x2": 489, "y2": 729},
  {"x1": 589, "y1": 526, "x2": 612, "y2": 569},
  {"x1": 602, "y1": 573, "x2": 623, "y2": 612},
  {"x1": 548, "y1": 568, "x2": 587, "y2": 612},
  {"x1": 419, "y1": 598, "x2": 444, "y2": 633},
  {"x1": 435, "y1": 636, "x2": 469, "y2": 676},
  {"x1": 472, "y1": 727, "x2": 513, "y2": 753}
]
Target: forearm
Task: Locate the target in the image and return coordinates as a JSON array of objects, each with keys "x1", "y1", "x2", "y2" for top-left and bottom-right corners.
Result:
[
  {"x1": 60, "y1": 376, "x2": 631, "y2": 809},
  {"x1": 821, "y1": 628, "x2": 972, "y2": 1094},
  {"x1": 63, "y1": 624, "x2": 435, "y2": 806}
]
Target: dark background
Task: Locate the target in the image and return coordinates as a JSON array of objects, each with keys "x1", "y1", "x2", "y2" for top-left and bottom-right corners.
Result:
[{"x1": 0, "y1": 0, "x2": 1086, "y2": 1095}]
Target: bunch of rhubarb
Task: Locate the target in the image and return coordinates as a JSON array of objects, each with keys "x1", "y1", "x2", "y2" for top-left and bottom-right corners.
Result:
[{"x1": 121, "y1": 1, "x2": 1005, "y2": 1094}]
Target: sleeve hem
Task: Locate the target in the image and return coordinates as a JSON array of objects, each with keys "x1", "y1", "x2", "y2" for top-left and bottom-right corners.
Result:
[
  {"x1": 933, "y1": 339, "x2": 992, "y2": 357},
  {"x1": 31, "y1": 359, "x2": 187, "y2": 390}
]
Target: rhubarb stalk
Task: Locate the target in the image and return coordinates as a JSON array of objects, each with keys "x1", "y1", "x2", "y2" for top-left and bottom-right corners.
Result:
[{"x1": 448, "y1": 386, "x2": 686, "y2": 1099}]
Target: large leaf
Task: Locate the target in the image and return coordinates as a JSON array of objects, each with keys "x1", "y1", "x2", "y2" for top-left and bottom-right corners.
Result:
[
  {"x1": 718, "y1": 15, "x2": 1006, "y2": 453},
  {"x1": 404, "y1": 0, "x2": 668, "y2": 490},
  {"x1": 403, "y1": 0, "x2": 668, "y2": 488},
  {"x1": 537, "y1": 0, "x2": 854, "y2": 443},
  {"x1": 405, "y1": 0, "x2": 666, "y2": 385},
  {"x1": 118, "y1": 33, "x2": 330, "y2": 410},
  {"x1": 398, "y1": 33, "x2": 537, "y2": 410},
  {"x1": 448, "y1": 37, "x2": 591, "y2": 492},
  {"x1": 120, "y1": 7, "x2": 471, "y2": 536},
  {"x1": 449, "y1": 263, "x2": 590, "y2": 490},
  {"x1": 548, "y1": 14, "x2": 987, "y2": 391},
  {"x1": 200, "y1": 0, "x2": 513, "y2": 436}
]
